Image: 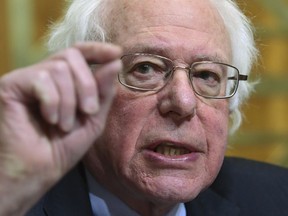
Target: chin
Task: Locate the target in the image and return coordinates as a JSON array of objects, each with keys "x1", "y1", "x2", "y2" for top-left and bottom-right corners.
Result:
[{"x1": 130, "y1": 174, "x2": 209, "y2": 204}]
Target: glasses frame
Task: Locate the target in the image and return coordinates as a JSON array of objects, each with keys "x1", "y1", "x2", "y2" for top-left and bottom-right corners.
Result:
[{"x1": 119, "y1": 53, "x2": 248, "y2": 99}]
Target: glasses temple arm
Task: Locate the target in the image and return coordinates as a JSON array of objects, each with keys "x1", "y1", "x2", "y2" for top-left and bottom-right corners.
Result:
[{"x1": 228, "y1": 74, "x2": 248, "y2": 81}]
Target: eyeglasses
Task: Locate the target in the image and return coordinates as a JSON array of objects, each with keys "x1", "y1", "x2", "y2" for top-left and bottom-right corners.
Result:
[{"x1": 118, "y1": 53, "x2": 248, "y2": 99}]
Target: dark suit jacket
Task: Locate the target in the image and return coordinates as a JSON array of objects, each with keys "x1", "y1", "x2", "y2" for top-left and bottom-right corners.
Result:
[{"x1": 26, "y1": 157, "x2": 288, "y2": 216}]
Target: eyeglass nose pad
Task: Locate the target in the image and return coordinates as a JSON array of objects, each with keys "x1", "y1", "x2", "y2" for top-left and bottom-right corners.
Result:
[
  {"x1": 172, "y1": 65, "x2": 191, "y2": 73},
  {"x1": 171, "y1": 66, "x2": 193, "y2": 85}
]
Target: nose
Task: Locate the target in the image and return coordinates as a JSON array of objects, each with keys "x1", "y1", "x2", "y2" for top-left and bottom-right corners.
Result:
[{"x1": 157, "y1": 68, "x2": 197, "y2": 121}]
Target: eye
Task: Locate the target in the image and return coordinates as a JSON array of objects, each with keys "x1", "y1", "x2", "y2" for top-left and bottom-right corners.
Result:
[
  {"x1": 133, "y1": 63, "x2": 157, "y2": 75},
  {"x1": 193, "y1": 71, "x2": 220, "y2": 85},
  {"x1": 119, "y1": 54, "x2": 173, "y2": 91},
  {"x1": 122, "y1": 61, "x2": 165, "y2": 89}
]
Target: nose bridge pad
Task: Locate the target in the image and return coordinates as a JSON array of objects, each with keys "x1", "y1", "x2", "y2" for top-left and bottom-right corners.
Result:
[{"x1": 172, "y1": 66, "x2": 193, "y2": 87}]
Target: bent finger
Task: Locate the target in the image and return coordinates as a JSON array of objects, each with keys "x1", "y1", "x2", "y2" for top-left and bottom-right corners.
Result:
[
  {"x1": 74, "y1": 42, "x2": 122, "y2": 64},
  {"x1": 50, "y1": 48, "x2": 99, "y2": 115},
  {"x1": 49, "y1": 60, "x2": 77, "y2": 132},
  {"x1": 32, "y1": 70, "x2": 60, "y2": 125}
]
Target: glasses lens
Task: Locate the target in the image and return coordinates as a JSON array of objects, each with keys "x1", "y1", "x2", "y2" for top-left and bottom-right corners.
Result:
[
  {"x1": 119, "y1": 54, "x2": 240, "y2": 99},
  {"x1": 191, "y1": 62, "x2": 239, "y2": 98},
  {"x1": 119, "y1": 54, "x2": 173, "y2": 91}
]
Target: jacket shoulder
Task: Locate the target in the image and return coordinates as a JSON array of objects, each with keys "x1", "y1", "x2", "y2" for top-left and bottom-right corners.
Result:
[
  {"x1": 211, "y1": 157, "x2": 288, "y2": 215},
  {"x1": 25, "y1": 164, "x2": 93, "y2": 216}
]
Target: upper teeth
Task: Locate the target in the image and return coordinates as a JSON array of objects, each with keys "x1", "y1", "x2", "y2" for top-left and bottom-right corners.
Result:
[{"x1": 154, "y1": 144, "x2": 190, "y2": 156}]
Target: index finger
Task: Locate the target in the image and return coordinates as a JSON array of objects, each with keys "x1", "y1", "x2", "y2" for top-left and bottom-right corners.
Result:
[{"x1": 74, "y1": 42, "x2": 123, "y2": 64}]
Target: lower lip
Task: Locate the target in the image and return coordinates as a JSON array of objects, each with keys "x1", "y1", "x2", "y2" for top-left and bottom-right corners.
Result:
[{"x1": 142, "y1": 149, "x2": 201, "y2": 167}]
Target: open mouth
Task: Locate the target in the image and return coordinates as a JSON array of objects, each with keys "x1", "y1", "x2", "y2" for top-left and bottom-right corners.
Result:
[
  {"x1": 144, "y1": 141, "x2": 201, "y2": 163},
  {"x1": 153, "y1": 143, "x2": 191, "y2": 156}
]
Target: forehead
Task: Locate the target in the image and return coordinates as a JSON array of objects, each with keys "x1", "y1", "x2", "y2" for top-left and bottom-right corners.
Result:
[
  {"x1": 107, "y1": 0, "x2": 231, "y2": 62},
  {"x1": 109, "y1": 0, "x2": 226, "y2": 34}
]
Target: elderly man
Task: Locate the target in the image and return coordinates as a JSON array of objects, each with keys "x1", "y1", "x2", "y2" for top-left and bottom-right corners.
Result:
[{"x1": 0, "y1": 0, "x2": 287, "y2": 215}]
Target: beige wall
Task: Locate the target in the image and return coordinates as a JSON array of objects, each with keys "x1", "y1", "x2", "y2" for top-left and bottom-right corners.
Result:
[
  {"x1": 0, "y1": 0, "x2": 10, "y2": 74},
  {"x1": 227, "y1": 0, "x2": 288, "y2": 167},
  {"x1": 1, "y1": 0, "x2": 288, "y2": 167},
  {"x1": 0, "y1": 0, "x2": 62, "y2": 74}
]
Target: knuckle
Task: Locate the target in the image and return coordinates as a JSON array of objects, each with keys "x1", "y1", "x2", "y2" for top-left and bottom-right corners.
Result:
[
  {"x1": 38, "y1": 91, "x2": 60, "y2": 110},
  {"x1": 81, "y1": 77, "x2": 96, "y2": 89},
  {"x1": 78, "y1": 81, "x2": 96, "y2": 97},
  {"x1": 63, "y1": 47, "x2": 82, "y2": 60},
  {"x1": 52, "y1": 60, "x2": 70, "y2": 74},
  {"x1": 47, "y1": 93, "x2": 60, "y2": 107},
  {"x1": 0, "y1": 77, "x2": 11, "y2": 102},
  {"x1": 0, "y1": 74, "x2": 11, "y2": 90},
  {"x1": 0, "y1": 72, "x2": 20, "y2": 102},
  {"x1": 63, "y1": 97, "x2": 76, "y2": 108}
]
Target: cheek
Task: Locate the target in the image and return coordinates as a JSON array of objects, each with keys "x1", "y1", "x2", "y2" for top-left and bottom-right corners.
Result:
[
  {"x1": 99, "y1": 88, "x2": 157, "y2": 168},
  {"x1": 199, "y1": 99, "x2": 229, "y2": 140},
  {"x1": 199, "y1": 101, "x2": 229, "y2": 175}
]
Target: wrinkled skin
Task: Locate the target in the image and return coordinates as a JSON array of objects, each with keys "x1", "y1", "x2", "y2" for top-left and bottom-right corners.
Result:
[{"x1": 84, "y1": 0, "x2": 232, "y2": 215}]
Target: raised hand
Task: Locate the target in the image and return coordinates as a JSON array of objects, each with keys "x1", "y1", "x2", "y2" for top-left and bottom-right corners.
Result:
[{"x1": 0, "y1": 42, "x2": 122, "y2": 216}]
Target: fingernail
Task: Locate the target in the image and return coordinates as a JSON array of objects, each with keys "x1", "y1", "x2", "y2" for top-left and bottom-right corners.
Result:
[{"x1": 83, "y1": 97, "x2": 99, "y2": 114}]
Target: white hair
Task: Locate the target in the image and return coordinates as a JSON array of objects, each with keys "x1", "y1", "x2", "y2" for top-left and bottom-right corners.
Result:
[
  {"x1": 48, "y1": 0, "x2": 258, "y2": 133},
  {"x1": 48, "y1": 0, "x2": 108, "y2": 49},
  {"x1": 209, "y1": 0, "x2": 258, "y2": 133}
]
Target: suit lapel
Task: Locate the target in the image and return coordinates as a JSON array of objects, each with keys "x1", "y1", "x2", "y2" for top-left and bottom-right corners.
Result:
[
  {"x1": 185, "y1": 189, "x2": 240, "y2": 216},
  {"x1": 43, "y1": 164, "x2": 93, "y2": 216}
]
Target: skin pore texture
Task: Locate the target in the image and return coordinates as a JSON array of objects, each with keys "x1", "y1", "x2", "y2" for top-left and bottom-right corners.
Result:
[{"x1": 84, "y1": 0, "x2": 232, "y2": 215}]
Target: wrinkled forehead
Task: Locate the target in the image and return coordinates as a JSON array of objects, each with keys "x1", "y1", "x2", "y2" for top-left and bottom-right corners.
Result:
[{"x1": 107, "y1": 0, "x2": 228, "y2": 38}]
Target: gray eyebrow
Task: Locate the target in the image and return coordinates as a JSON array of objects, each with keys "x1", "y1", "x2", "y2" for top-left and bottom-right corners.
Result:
[
  {"x1": 123, "y1": 45, "x2": 170, "y2": 57},
  {"x1": 192, "y1": 55, "x2": 228, "y2": 64}
]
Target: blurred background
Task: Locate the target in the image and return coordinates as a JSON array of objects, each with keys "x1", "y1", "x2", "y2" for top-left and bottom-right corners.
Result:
[{"x1": 0, "y1": 0, "x2": 287, "y2": 167}]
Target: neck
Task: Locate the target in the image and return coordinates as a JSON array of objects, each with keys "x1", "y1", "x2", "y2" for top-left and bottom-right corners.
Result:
[
  {"x1": 101, "y1": 179, "x2": 178, "y2": 216},
  {"x1": 86, "y1": 169, "x2": 179, "y2": 216}
]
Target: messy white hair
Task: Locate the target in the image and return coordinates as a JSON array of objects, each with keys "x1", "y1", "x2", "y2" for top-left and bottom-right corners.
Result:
[
  {"x1": 48, "y1": 0, "x2": 258, "y2": 133},
  {"x1": 209, "y1": 0, "x2": 258, "y2": 133}
]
